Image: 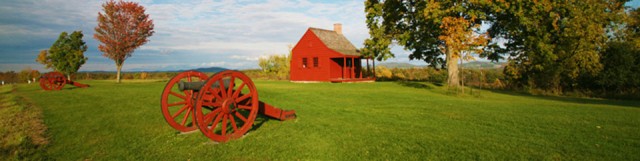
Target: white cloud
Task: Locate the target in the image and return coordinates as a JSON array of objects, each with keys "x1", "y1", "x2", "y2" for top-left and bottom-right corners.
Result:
[{"x1": 0, "y1": 0, "x2": 370, "y2": 71}]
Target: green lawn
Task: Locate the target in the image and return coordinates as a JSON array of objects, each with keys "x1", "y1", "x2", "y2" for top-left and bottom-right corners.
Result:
[
  {"x1": 1, "y1": 85, "x2": 47, "y2": 160},
  {"x1": 11, "y1": 80, "x2": 640, "y2": 160}
]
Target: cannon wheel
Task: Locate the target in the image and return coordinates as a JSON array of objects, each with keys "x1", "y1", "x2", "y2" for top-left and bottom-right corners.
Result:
[
  {"x1": 161, "y1": 71, "x2": 209, "y2": 132},
  {"x1": 193, "y1": 70, "x2": 259, "y2": 142},
  {"x1": 40, "y1": 72, "x2": 66, "y2": 91}
]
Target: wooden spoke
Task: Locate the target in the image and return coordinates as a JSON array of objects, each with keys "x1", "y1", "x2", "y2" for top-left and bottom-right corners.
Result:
[
  {"x1": 212, "y1": 89, "x2": 224, "y2": 101},
  {"x1": 203, "y1": 109, "x2": 221, "y2": 124},
  {"x1": 183, "y1": 89, "x2": 194, "y2": 97},
  {"x1": 234, "y1": 112, "x2": 248, "y2": 122},
  {"x1": 232, "y1": 83, "x2": 246, "y2": 99},
  {"x1": 227, "y1": 76, "x2": 235, "y2": 97},
  {"x1": 171, "y1": 105, "x2": 189, "y2": 118},
  {"x1": 218, "y1": 79, "x2": 227, "y2": 98},
  {"x1": 169, "y1": 91, "x2": 187, "y2": 100},
  {"x1": 229, "y1": 114, "x2": 239, "y2": 132},
  {"x1": 210, "y1": 112, "x2": 224, "y2": 131},
  {"x1": 201, "y1": 93, "x2": 215, "y2": 102},
  {"x1": 180, "y1": 107, "x2": 192, "y2": 126},
  {"x1": 203, "y1": 101, "x2": 222, "y2": 107},
  {"x1": 221, "y1": 114, "x2": 228, "y2": 136},
  {"x1": 236, "y1": 93, "x2": 251, "y2": 104},
  {"x1": 167, "y1": 101, "x2": 186, "y2": 107},
  {"x1": 237, "y1": 105, "x2": 253, "y2": 110}
]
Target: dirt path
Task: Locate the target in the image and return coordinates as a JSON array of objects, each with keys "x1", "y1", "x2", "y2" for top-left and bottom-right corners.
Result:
[{"x1": 0, "y1": 85, "x2": 49, "y2": 160}]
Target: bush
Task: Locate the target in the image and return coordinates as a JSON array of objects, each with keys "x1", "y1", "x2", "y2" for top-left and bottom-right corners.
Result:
[
  {"x1": 258, "y1": 54, "x2": 290, "y2": 80},
  {"x1": 375, "y1": 66, "x2": 393, "y2": 80},
  {"x1": 373, "y1": 66, "x2": 505, "y2": 88}
]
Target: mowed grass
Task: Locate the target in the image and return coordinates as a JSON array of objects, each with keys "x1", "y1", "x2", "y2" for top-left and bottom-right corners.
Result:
[
  {"x1": 0, "y1": 85, "x2": 48, "y2": 160},
  {"x1": 13, "y1": 79, "x2": 640, "y2": 160}
]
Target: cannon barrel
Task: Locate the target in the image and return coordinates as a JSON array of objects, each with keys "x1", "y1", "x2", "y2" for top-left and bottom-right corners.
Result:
[
  {"x1": 178, "y1": 79, "x2": 232, "y2": 91},
  {"x1": 178, "y1": 81, "x2": 205, "y2": 91}
]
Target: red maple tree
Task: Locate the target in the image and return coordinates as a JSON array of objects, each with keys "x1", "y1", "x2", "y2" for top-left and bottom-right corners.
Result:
[{"x1": 94, "y1": 0, "x2": 154, "y2": 83}]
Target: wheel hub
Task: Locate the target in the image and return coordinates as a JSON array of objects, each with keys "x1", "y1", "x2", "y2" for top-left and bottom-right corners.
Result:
[{"x1": 221, "y1": 99, "x2": 237, "y2": 114}]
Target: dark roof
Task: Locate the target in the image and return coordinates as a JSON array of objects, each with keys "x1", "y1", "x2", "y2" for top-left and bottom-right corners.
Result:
[{"x1": 309, "y1": 28, "x2": 360, "y2": 56}]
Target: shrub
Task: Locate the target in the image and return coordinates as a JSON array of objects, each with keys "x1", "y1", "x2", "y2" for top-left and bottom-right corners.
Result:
[{"x1": 258, "y1": 54, "x2": 290, "y2": 80}]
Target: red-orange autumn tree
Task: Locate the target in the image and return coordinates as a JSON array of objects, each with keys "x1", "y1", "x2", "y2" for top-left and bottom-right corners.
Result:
[{"x1": 94, "y1": 0, "x2": 154, "y2": 83}]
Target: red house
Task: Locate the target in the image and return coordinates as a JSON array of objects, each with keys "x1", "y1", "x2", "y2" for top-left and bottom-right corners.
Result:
[{"x1": 290, "y1": 24, "x2": 375, "y2": 83}]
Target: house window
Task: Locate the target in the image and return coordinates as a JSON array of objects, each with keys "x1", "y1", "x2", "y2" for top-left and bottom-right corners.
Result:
[
  {"x1": 302, "y1": 58, "x2": 308, "y2": 68},
  {"x1": 313, "y1": 57, "x2": 318, "y2": 67}
]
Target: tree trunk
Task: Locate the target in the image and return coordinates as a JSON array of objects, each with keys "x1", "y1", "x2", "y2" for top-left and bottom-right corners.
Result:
[
  {"x1": 67, "y1": 74, "x2": 71, "y2": 81},
  {"x1": 460, "y1": 57, "x2": 464, "y2": 94},
  {"x1": 116, "y1": 65, "x2": 122, "y2": 83},
  {"x1": 373, "y1": 58, "x2": 376, "y2": 79},
  {"x1": 446, "y1": 50, "x2": 460, "y2": 89}
]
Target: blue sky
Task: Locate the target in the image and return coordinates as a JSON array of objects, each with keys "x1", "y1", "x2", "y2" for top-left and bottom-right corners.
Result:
[{"x1": 0, "y1": 0, "x2": 639, "y2": 72}]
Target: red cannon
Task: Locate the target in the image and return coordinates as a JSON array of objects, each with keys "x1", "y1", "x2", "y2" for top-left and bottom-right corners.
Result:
[
  {"x1": 39, "y1": 71, "x2": 90, "y2": 90},
  {"x1": 160, "y1": 70, "x2": 296, "y2": 142}
]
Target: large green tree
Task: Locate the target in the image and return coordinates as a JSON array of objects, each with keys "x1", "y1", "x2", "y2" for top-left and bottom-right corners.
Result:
[
  {"x1": 363, "y1": 0, "x2": 492, "y2": 88},
  {"x1": 591, "y1": 8, "x2": 640, "y2": 94},
  {"x1": 94, "y1": 0, "x2": 154, "y2": 83},
  {"x1": 487, "y1": 0, "x2": 627, "y2": 93},
  {"x1": 37, "y1": 31, "x2": 88, "y2": 80}
]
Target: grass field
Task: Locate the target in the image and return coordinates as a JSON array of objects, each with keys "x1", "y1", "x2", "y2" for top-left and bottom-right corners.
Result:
[
  {"x1": 0, "y1": 85, "x2": 48, "y2": 160},
  {"x1": 9, "y1": 80, "x2": 640, "y2": 160}
]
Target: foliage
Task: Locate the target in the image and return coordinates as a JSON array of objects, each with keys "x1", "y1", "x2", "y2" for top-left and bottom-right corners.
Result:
[
  {"x1": 258, "y1": 54, "x2": 290, "y2": 80},
  {"x1": 487, "y1": 0, "x2": 627, "y2": 93},
  {"x1": 628, "y1": 8, "x2": 640, "y2": 48},
  {"x1": 594, "y1": 41, "x2": 640, "y2": 92},
  {"x1": 0, "y1": 72, "x2": 18, "y2": 84},
  {"x1": 139, "y1": 72, "x2": 149, "y2": 80},
  {"x1": 363, "y1": 0, "x2": 492, "y2": 89},
  {"x1": 35, "y1": 50, "x2": 52, "y2": 69},
  {"x1": 17, "y1": 67, "x2": 40, "y2": 83},
  {"x1": 362, "y1": 0, "x2": 393, "y2": 61},
  {"x1": 438, "y1": 16, "x2": 489, "y2": 88},
  {"x1": 577, "y1": 8, "x2": 640, "y2": 98},
  {"x1": 42, "y1": 31, "x2": 88, "y2": 80},
  {"x1": 375, "y1": 66, "x2": 393, "y2": 79},
  {"x1": 94, "y1": 0, "x2": 154, "y2": 83},
  {"x1": 375, "y1": 66, "x2": 503, "y2": 88}
]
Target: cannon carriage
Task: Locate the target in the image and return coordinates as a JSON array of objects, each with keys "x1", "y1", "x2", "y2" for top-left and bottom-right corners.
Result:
[
  {"x1": 160, "y1": 70, "x2": 296, "y2": 142},
  {"x1": 39, "y1": 71, "x2": 90, "y2": 90}
]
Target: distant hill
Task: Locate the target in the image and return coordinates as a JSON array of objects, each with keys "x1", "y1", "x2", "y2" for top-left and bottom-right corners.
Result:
[
  {"x1": 189, "y1": 67, "x2": 228, "y2": 73},
  {"x1": 461, "y1": 61, "x2": 506, "y2": 69}
]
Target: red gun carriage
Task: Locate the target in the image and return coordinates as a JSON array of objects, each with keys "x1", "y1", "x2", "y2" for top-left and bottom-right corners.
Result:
[
  {"x1": 160, "y1": 70, "x2": 296, "y2": 142},
  {"x1": 39, "y1": 71, "x2": 90, "y2": 90}
]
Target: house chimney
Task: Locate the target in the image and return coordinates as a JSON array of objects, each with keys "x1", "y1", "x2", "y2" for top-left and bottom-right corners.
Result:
[{"x1": 334, "y1": 23, "x2": 342, "y2": 35}]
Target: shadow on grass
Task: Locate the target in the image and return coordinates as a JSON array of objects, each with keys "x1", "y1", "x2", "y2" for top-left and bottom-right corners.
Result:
[
  {"x1": 395, "y1": 81, "x2": 442, "y2": 90},
  {"x1": 247, "y1": 114, "x2": 271, "y2": 133},
  {"x1": 395, "y1": 81, "x2": 640, "y2": 108},
  {"x1": 485, "y1": 88, "x2": 640, "y2": 109}
]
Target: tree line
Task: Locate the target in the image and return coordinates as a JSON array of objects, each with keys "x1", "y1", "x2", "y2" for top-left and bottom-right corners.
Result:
[{"x1": 363, "y1": 0, "x2": 639, "y2": 96}]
